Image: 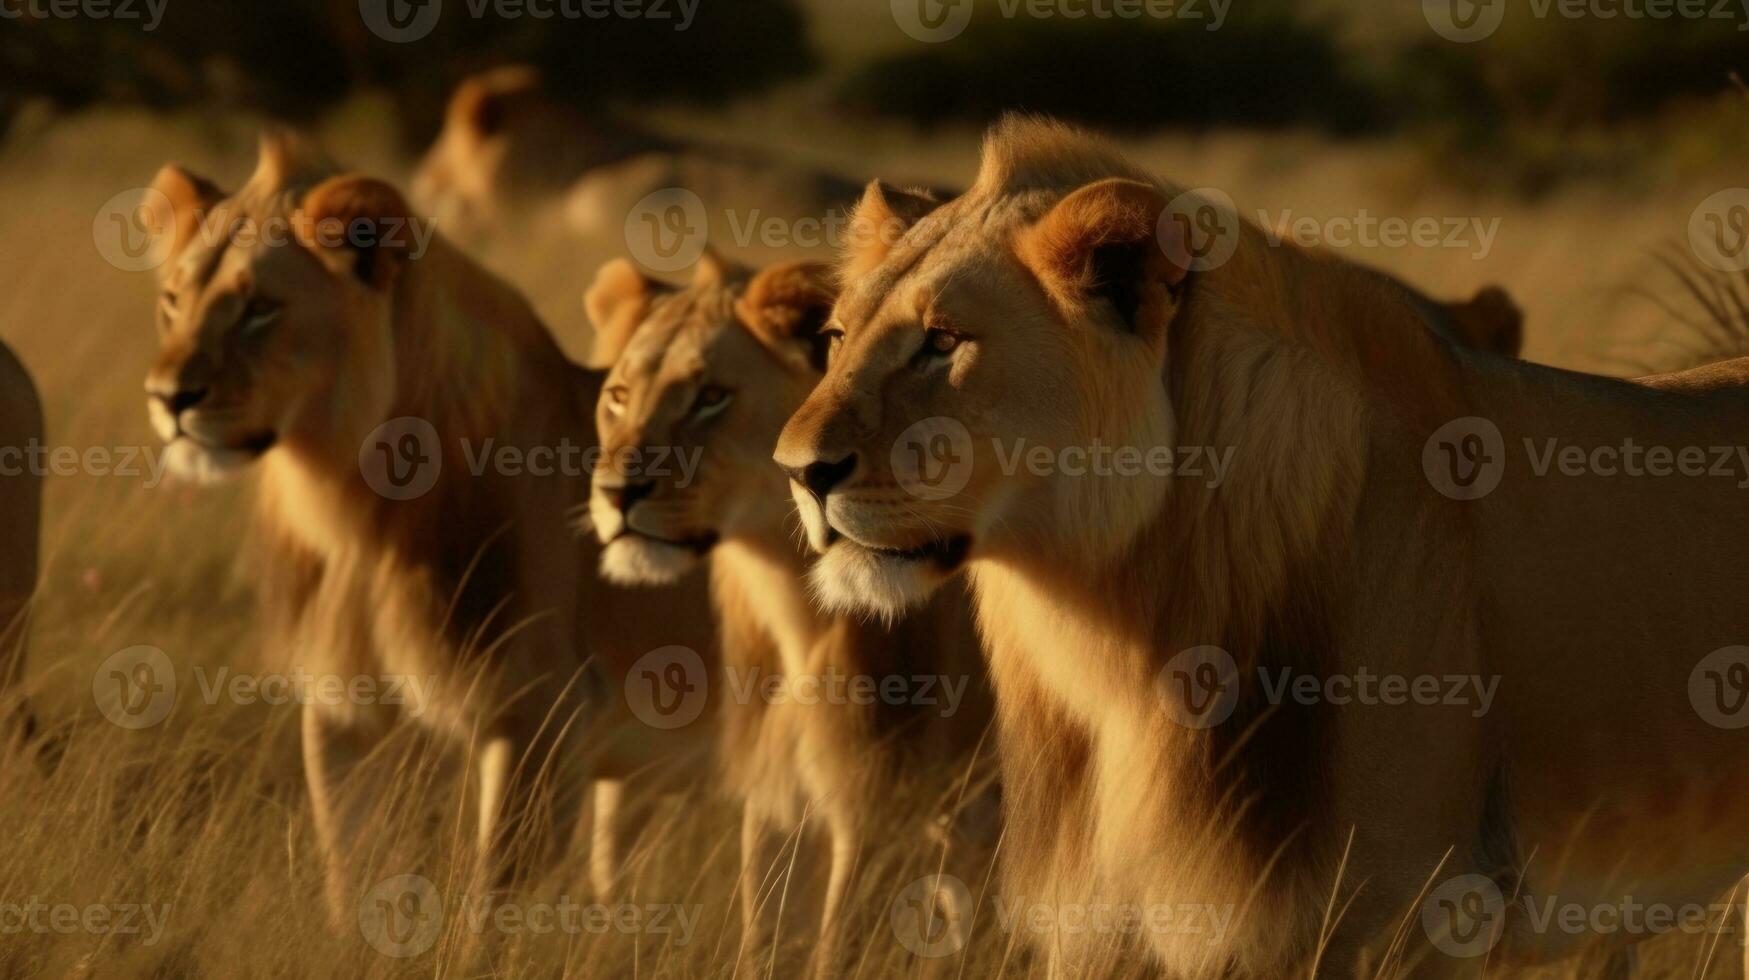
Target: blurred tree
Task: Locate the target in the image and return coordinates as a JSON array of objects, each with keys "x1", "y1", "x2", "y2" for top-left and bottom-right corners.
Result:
[
  {"x1": 0, "y1": 0, "x2": 815, "y2": 144},
  {"x1": 833, "y1": 8, "x2": 1384, "y2": 134}
]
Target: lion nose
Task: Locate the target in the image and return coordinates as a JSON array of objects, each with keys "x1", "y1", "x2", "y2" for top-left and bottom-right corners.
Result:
[
  {"x1": 786, "y1": 454, "x2": 858, "y2": 501},
  {"x1": 602, "y1": 480, "x2": 655, "y2": 514},
  {"x1": 154, "y1": 386, "x2": 210, "y2": 417}
]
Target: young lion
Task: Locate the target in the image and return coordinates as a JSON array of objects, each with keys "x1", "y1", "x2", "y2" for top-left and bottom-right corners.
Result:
[
  {"x1": 776, "y1": 116, "x2": 1749, "y2": 976},
  {"x1": 412, "y1": 66, "x2": 863, "y2": 248},
  {"x1": 0, "y1": 338, "x2": 42, "y2": 755},
  {"x1": 583, "y1": 252, "x2": 994, "y2": 976},
  {"x1": 142, "y1": 134, "x2": 715, "y2": 919}
]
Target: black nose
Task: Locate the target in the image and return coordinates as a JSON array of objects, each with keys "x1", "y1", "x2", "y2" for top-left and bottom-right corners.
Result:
[
  {"x1": 159, "y1": 387, "x2": 210, "y2": 416},
  {"x1": 604, "y1": 480, "x2": 655, "y2": 514},
  {"x1": 789, "y1": 454, "x2": 857, "y2": 500}
]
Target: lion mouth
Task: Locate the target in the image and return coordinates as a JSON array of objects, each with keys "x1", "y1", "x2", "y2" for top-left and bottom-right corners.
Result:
[
  {"x1": 616, "y1": 528, "x2": 719, "y2": 555},
  {"x1": 837, "y1": 531, "x2": 972, "y2": 570},
  {"x1": 180, "y1": 430, "x2": 277, "y2": 458}
]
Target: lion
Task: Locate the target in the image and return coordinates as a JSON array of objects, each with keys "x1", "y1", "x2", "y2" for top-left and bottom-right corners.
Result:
[
  {"x1": 142, "y1": 133, "x2": 716, "y2": 920},
  {"x1": 582, "y1": 251, "x2": 994, "y2": 976},
  {"x1": 774, "y1": 115, "x2": 1749, "y2": 977},
  {"x1": 411, "y1": 66, "x2": 863, "y2": 253},
  {"x1": 0, "y1": 338, "x2": 42, "y2": 755}
]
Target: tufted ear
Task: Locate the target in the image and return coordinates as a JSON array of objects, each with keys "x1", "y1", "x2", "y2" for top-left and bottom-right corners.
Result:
[
  {"x1": 295, "y1": 175, "x2": 416, "y2": 290},
  {"x1": 842, "y1": 180, "x2": 942, "y2": 282},
  {"x1": 586, "y1": 258, "x2": 662, "y2": 366},
  {"x1": 146, "y1": 164, "x2": 224, "y2": 280},
  {"x1": 451, "y1": 65, "x2": 542, "y2": 140},
  {"x1": 736, "y1": 261, "x2": 837, "y2": 374},
  {"x1": 1440, "y1": 285, "x2": 1523, "y2": 358},
  {"x1": 1016, "y1": 177, "x2": 1187, "y2": 346},
  {"x1": 691, "y1": 246, "x2": 747, "y2": 288}
]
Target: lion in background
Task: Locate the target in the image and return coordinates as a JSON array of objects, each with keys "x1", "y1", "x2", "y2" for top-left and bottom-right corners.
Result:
[
  {"x1": 776, "y1": 115, "x2": 1749, "y2": 976},
  {"x1": 0, "y1": 338, "x2": 42, "y2": 756},
  {"x1": 584, "y1": 251, "x2": 995, "y2": 976},
  {"x1": 142, "y1": 133, "x2": 715, "y2": 918},
  {"x1": 411, "y1": 66, "x2": 863, "y2": 254}
]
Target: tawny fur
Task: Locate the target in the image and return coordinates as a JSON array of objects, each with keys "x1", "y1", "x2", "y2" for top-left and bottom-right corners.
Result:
[
  {"x1": 143, "y1": 134, "x2": 716, "y2": 917},
  {"x1": 776, "y1": 115, "x2": 1749, "y2": 977},
  {"x1": 585, "y1": 254, "x2": 994, "y2": 976}
]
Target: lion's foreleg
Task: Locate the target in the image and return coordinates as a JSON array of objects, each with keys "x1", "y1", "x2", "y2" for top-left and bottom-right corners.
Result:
[
  {"x1": 808, "y1": 818, "x2": 863, "y2": 980},
  {"x1": 302, "y1": 702, "x2": 389, "y2": 926},
  {"x1": 472, "y1": 718, "x2": 588, "y2": 896},
  {"x1": 588, "y1": 778, "x2": 626, "y2": 898},
  {"x1": 737, "y1": 806, "x2": 791, "y2": 974}
]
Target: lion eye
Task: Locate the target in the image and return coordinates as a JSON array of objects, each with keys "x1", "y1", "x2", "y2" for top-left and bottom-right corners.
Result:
[
  {"x1": 694, "y1": 384, "x2": 732, "y2": 419},
  {"x1": 924, "y1": 328, "x2": 962, "y2": 356},
  {"x1": 605, "y1": 385, "x2": 630, "y2": 415},
  {"x1": 820, "y1": 327, "x2": 845, "y2": 362},
  {"x1": 240, "y1": 298, "x2": 282, "y2": 337}
]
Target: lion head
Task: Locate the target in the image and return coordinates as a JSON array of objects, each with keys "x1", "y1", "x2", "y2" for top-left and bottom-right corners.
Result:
[
  {"x1": 775, "y1": 116, "x2": 1521, "y2": 620},
  {"x1": 583, "y1": 252, "x2": 835, "y2": 586},
  {"x1": 143, "y1": 134, "x2": 431, "y2": 484},
  {"x1": 411, "y1": 66, "x2": 656, "y2": 242}
]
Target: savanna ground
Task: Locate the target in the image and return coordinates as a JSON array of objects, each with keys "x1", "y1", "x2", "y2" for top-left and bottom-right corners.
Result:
[{"x1": 3, "y1": 81, "x2": 1749, "y2": 977}]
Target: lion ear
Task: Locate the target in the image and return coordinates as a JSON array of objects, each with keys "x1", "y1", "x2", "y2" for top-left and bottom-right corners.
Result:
[
  {"x1": 1017, "y1": 177, "x2": 1187, "y2": 346},
  {"x1": 842, "y1": 180, "x2": 941, "y2": 282},
  {"x1": 736, "y1": 261, "x2": 837, "y2": 374},
  {"x1": 295, "y1": 175, "x2": 415, "y2": 290},
  {"x1": 146, "y1": 164, "x2": 224, "y2": 280},
  {"x1": 451, "y1": 65, "x2": 541, "y2": 139},
  {"x1": 586, "y1": 258, "x2": 661, "y2": 367},
  {"x1": 692, "y1": 246, "x2": 749, "y2": 288},
  {"x1": 1440, "y1": 285, "x2": 1523, "y2": 358}
]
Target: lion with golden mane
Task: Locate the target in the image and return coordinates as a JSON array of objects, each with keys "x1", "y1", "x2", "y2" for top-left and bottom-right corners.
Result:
[
  {"x1": 776, "y1": 116, "x2": 1749, "y2": 976},
  {"x1": 583, "y1": 251, "x2": 993, "y2": 975},
  {"x1": 142, "y1": 134, "x2": 714, "y2": 917}
]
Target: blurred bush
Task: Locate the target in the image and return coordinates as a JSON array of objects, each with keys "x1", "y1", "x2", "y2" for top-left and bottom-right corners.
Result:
[
  {"x1": 0, "y1": 0, "x2": 815, "y2": 144},
  {"x1": 834, "y1": 11, "x2": 1384, "y2": 134}
]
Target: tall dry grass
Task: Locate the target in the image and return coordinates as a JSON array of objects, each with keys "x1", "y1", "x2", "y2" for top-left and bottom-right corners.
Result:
[{"x1": 0, "y1": 102, "x2": 1745, "y2": 977}]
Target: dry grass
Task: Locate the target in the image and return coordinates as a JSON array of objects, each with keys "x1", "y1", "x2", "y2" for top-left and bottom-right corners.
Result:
[{"x1": 0, "y1": 103, "x2": 1744, "y2": 978}]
